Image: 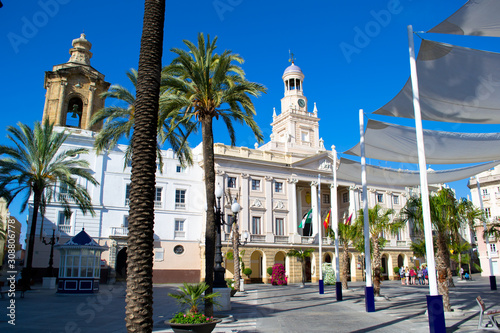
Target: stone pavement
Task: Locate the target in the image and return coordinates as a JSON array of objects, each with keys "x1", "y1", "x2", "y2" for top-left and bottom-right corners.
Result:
[{"x1": 0, "y1": 275, "x2": 499, "y2": 332}]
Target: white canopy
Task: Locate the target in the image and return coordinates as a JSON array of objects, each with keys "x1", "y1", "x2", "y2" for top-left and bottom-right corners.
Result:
[
  {"x1": 337, "y1": 157, "x2": 500, "y2": 187},
  {"x1": 344, "y1": 119, "x2": 500, "y2": 164},
  {"x1": 373, "y1": 40, "x2": 500, "y2": 124},
  {"x1": 428, "y1": 0, "x2": 500, "y2": 37}
]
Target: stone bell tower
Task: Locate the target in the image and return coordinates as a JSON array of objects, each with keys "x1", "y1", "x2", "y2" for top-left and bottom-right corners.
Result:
[{"x1": 42, "y1": 33, "x2": 110, "y2": 131}]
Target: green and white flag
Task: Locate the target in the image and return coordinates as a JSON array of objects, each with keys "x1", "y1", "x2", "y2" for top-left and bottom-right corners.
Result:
[{"x1": 299, "y1": 209, "x2": 313, "y2": 228}]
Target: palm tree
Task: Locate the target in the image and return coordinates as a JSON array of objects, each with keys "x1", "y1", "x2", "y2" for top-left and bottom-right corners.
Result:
[
  {"x1": 0, "y1": 121, "x2": 98, "y2": 287},
  {"x1": 450, "y1": 240, "x2": 471, "y2": 277},
  {"x1": 89, "y1": 69, "x2": 194, "y2": 169},
  {"x1": 161, "y1": 33, "x2": 266, "y2": 316},
  {"x1": 401, "y1": 188, "x2": 469, "y2": 312},
  {"x1": 124, "y1": 0, "x2": 165, "y2": 331},
  {"x1": 355, "y1": 204, "x2": 403, "y2": 297},
  {"x1": 286, "y1": 248, "x2": 314, "y2": 287}
]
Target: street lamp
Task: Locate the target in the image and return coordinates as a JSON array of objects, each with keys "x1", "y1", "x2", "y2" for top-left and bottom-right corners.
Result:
[{"x1": 42, "y1": 226, "x2": 60, "y2": 277}]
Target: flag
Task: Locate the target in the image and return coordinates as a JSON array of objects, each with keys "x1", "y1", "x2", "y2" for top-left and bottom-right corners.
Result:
[
  {"x1": 345, "y1": 213, "x2": 353, "y2": 225},
  {"x1": 323, "y1": 210, "x2": 331, "y2": 229},
  {"x1": 299, "y1": 209, "x2": 312, "y2": 228}
]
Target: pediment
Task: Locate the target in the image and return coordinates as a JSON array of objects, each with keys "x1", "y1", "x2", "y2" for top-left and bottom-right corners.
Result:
[{"x1": 291, "y1": 152, "x2": 333, "y2": 171}]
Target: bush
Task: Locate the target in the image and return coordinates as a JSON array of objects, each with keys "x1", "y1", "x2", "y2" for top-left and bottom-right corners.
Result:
[
  {"x1": 270, "y1": 263, "x2": 287, "y2": 285},
  {"x1": 243, "y1": 268, "x2": 252, "y2": 278},
  {"x1": 267, "y1": 267, "x2": 273, "y2": 276},
  {"x1": 322, "y1": 263, "x2": 335, "y2": 285}
]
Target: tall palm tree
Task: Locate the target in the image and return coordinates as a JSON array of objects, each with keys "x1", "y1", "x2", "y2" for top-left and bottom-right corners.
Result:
[
  {"x1": 401, "y1": 188, "x2": 469, "y2": 311},
  {"x1": 161, "y1": 33, "x2": 266, "y2": 316},
  {"x1": 286, "y1": 248, "x2": 314, "y2": 287},
  {"x1": 355, "y1": 204, "x2": 403, "y2": 297},
  {"x1": 89, "y1": 69, "x2": 194, "y2": 168},
  {"x1": 124, "y1": 0, "x2": 165, "y2": 331},
  {"x1": 0, "y1": 121, "x2": 98, "y2": 287}
]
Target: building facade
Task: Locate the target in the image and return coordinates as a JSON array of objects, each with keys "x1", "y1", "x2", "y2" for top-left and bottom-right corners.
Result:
[{"x1": 27, "y1": 35, "x2": 417, "y2": 284}]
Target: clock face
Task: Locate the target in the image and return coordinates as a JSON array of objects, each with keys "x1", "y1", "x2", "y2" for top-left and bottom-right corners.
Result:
[{"x1": 298, "y1": 99, "x2": 305, "y2": 108}]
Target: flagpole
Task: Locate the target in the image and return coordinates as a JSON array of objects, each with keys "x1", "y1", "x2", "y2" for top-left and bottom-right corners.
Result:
[
  {"x1": 408, "y1": 25, "x2": 445, "y2": 332},
  {"x1": 318, "y1": 174, "x2": 324, "y2": 294},
  {"x1": 359, "y1": 109, "x2": 375, "y2": 312},
  {"x1": 332, "y1": 145, "x2": 342, "y2": 301}
]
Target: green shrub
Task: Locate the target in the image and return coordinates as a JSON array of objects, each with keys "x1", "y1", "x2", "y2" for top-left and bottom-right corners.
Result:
[
  {"x1": 243, "y1": 268, "x2": 252, "y2": 278},
  {"x1": 267, "y1": 267, "x2": 273, "y2": 276}
]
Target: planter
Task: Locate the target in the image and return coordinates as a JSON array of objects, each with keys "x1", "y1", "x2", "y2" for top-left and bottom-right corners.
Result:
[
  {"x1": 167, "y1": 318, "x2": 222, "y2": 333},
  {"x1": 230, "y1": 289, "x2": 237, "y2": 297}
]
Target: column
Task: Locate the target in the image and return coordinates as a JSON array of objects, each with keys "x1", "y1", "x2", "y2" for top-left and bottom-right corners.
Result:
[
  {"x1": 55, "y1": 79, "x2": 68, "y2": 126},
  {"x1": 85, "y1": 83, "x2": 96, "y2": 130},
  {"x1": 349, "y1": 186, "x2": 357, "y2": 219},
  {"x1": 241, "y1": 174, "x2": 250, "y2": 235},
  {"x1": 265, "y1": 176, "x2": 274, "y2": 242},
  {"x1": 288, "y1": 176, "x2": 298, "y2": 236},
  {"x1": 311, "y1": 181, "x2": 318, "y2": 236},
  {"x1": 42, "y1": 81, "x2": 52, "y2": 123}
]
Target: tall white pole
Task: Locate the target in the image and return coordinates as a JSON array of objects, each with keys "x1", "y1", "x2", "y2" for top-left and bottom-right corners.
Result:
[
  {"x1": 318, "y1": 174, "x2": 324, "y2": 294},
  {"x1": 332, "y1": 146, "x2": 340, "y2": 283},
  {"x1": 476, "y1": 176, "x2": 495, "y2": 276},
  {"x1": 408, "y1": 25, "x2": 438, "y2": 297}
]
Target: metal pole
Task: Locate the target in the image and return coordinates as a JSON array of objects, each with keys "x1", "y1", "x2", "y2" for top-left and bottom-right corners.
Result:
[
  {"x1": 318, "y1": 174, "x2": 324, "y2": 294},
  {"x1": 408, "y1": 25, "x2": 445, "y2": 332},
  {"x1": 332, "y1": 145, "x2": 342, "y2": 301},
  {"x1": 359, "y1": 109, "x2": 375, "y2": 312},
  {"x1": 213, "y1": 196, "x2": 227, "y2": 288},
  {"x1": 475, "y1": 176, "x2": 497, "y2": 290}
]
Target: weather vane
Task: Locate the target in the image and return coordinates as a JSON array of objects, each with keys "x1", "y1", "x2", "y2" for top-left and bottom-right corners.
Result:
[{"x1": 289, "y1": 50, "x2": 295, "y2": 64}]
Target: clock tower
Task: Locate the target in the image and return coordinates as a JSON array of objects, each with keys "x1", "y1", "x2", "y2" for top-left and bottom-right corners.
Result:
[{"x1": 264, "y1": 61, "x2": 323, "y2": 157}]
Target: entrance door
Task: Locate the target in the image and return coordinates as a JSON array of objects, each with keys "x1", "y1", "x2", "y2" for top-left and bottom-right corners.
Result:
[
  {"x1": 116, "y1": 247, "x2": 127, "y2": 281},
  {"x1": 305, "y1": 257, "x2": 312, "y2": 282}
]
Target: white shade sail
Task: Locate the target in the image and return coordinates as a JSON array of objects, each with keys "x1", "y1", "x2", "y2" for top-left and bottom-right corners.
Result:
[
  {"x1": 337, "y1": 157, "x2": 500, "y2": 187},
  {"x1": 428, "y1": 0, "x2": 500, "y2": 37},
  {"x1": 373, "y1": 40, "x2": 500, "y2": 124},
  {"x1": 344, "y1": 119, "x2": 500, "y2": 164}
]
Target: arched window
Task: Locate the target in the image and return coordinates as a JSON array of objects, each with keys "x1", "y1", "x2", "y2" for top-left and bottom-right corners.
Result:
[{"x1": 66, "y1": 97, "x2": 83, "y2": 128}]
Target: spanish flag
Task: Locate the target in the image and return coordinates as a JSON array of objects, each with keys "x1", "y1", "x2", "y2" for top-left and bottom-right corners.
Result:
[{"x1": 323, "y1": 210, "x2": 331, "y2": 229}]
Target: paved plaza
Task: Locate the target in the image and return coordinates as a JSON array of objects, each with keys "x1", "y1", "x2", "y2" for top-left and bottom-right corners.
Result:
[{"x1": 1, "y1": 275, "x2": 499, "y2": 332}]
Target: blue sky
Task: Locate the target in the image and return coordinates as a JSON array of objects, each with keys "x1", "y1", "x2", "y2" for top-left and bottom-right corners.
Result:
[{"x1": 1, "y1": 0, "x2": 500, "y2": 239}]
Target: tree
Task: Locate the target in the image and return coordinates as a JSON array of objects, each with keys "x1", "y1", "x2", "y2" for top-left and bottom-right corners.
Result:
[
  {"x1": 125, "y1": 0, "x2": 165, "y2": 331},
  {"x1": 0, "y1": 121, "x2": 98, "y2": 287},
  {"x1": 287, "y1": 248, "x2": 314, "y2": 287},
  {"x1": 89, "y1": 69, "x2": 195, "y2": 169},
  {"x1": 355, "y1": 204, "x2": 403, "y2": 297},
  {"x1": 161, "y1": 33, "x2": 266, "y2": 316},
  {"x1": 401, "y1": 188, "x2": 474, "y2": 312}
]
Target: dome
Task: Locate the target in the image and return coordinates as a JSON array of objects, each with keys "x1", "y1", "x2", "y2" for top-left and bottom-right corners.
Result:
[{"x1": 283, "y1": 63, "x2": 303, "y2": 76}]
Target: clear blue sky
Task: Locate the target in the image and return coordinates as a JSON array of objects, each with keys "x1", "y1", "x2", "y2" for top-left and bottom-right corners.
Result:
[{"x1": 1, "y1": 0, "x2": 499, "y2": 239}]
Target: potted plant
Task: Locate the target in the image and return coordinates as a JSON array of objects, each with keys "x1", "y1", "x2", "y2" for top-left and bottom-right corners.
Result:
[
  {"x1": 167, "y1": 282, "x2": 222, "y2": 333},
  {"x1": 270, "y1": 263, "x2": 287, "y2": 285},
  {"x1": 243, "y1": 268, "x2": 252, "y2": 283},
  {"x1": 225, "y1": 278, "x2": 237, "y2": 297}
]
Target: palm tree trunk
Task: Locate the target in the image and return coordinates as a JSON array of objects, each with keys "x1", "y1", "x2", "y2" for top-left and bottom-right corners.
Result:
[
  {"x1": 24, "y1": 190, "x2": 42, "y2": 289},
  {"x1": 125, "y1": 1, "x2": 165, "y2": 332},
  {"x1": 232, "y1": 222, "x2": 241, "y2": 292},
  {"x1": 301, "y1": 260, "x2": 306, "y2": 287},
  {"x1": 341, "y1": 241, "x2": 349, "y2": 290},
  {"x1": 436, "y1": 234, "x2": 451, "y2": 312},
  {"x1": 446, "y1": 252, "x2": 455, "y2": 288},
  {"x1": 202, "y1": 116, "x2": 216, "y2": 316},
  {"x1": 373, "y1": 237, "x2": 382, "y2": 297}
]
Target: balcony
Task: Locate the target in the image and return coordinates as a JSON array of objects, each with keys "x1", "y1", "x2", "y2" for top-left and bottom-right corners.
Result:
[
  {"x1": 174, "y1": 231, "x2": 185, "y2": 239},
  {"x1": 154, "y1": 201, "x2": 162, "y2": 208},
  {"x1": 175, "y1": 203, "x2": 186, "y2": 210},
  {"x1": 250, "y1": 234, "x2": 265, "y2": 242},
  {"x1": 301, "y1": 236, "x2": 314, "y2": 244},
  {"x1": 58, "y1": 193, "x2": 75, "y2": 202},
  {"x1": 323, "y1": 237, "x2": 333, "y2": 245},
  {"x1": 483, "y1": 194, "x2": 491, "y2": 201},
  {"x1": 396, "y1": 240, "x2": 409, "y2": 247},
  {"x1": 58, "y1": 225, "x2": 71, "y2": 234},
  {"x1": 110, "y1": 226, "x2": 128, "y2": 238},
  {"x1": 275, "y1": 235, "x2": 289, "y2": 244}
]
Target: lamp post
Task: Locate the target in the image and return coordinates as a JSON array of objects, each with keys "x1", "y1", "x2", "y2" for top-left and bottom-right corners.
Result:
[
  {"x1": 42, "y1": 226, "x2": 60, "y2": 277},
  {"x1": 230, "y1": 199, "x2": 248, "y2": 292}
]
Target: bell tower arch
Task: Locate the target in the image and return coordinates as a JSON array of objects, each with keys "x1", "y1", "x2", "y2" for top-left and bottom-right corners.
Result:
[{"x1": 42, "y1": 33, "x2": 110, "y2": 131}]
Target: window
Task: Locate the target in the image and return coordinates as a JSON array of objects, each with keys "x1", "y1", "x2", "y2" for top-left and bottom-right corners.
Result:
[
  {"x1": 275, "y1": 182, "x2": 283, "y2": 193},
  {"x1": 342, "y1": 192, "x2": 349, "y2": 203},
  {"x1": 275, "y1": 218, "x2": 284, "y2": 236},
  {"x1": 58, "y1": 180, "x2": 75, "y2": 202},
  {"x1": 490, "y1": 244, "x2": 497, "y2": 255},
  {"x1": 123, "y1": 216, "x2": 129, "y2": 228},
  {"x1": 125, "y1": 184, "x2": 131, "y2": 205},
  {"x1": 301, "y1": 131, "x2": 309, "y2": 142},
  {"x1": 175, "y1": 219, "x2": 185, "y2": 238},
  {"x1": 377, "y1": 193, "x2": 384, "y2": 203},
  {"x1": 58, "y1": 211, "x2": 72, "y2": 233},
  {"x1": 176, "y1": 165, "x2": 186, "y2": 173},
  {"x1": 227, "y1": 177, "x2": 237, "y2": 188},
  {"x1": 155, "y1": 187, "x2": 162, "y2": 208},
  {"x1": 154, "y1": 248, "x2": 164, "y2": 261},
  {"x1": 393, "y1": 195, "x2": 400, "y2": 205},
  {"x1": 483, "y1": 189, "x2": 489, "y2": 195},
  {"x1": 323, "y1": 194, "x2": 330, "y2": 204},
  {"x1": 485, "y1": 207, "x2": 492, "y2": 218},
  {"x1": 251, "y1": 179, "x2": 261, "y2": 191},
  {"x1": 175, "y1": 189, "x2": 186, "y2": 209},
  {"x1": 252, "y1": 217, "x2": 261, "y2": 234}
]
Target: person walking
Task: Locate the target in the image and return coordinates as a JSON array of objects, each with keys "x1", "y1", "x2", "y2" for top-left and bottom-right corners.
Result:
[
  {"x1": 422, "y1": 265, "x2": 428, "y2": 285},
  {"x1": 417, "y1": 267, "x2": 423, "y2": 285},
  {"x1": 459, "y1": 267, "x2": 464, "y2": 280},
  {"x1": 405, "y1": 267, "x2": 410, "y2": 285},
  {"x1": 400, "y1": 266, "x2": 405, "y2": 285},
  {"x1": 410, "y1": 267, "x2": 416, "y2": 285}
]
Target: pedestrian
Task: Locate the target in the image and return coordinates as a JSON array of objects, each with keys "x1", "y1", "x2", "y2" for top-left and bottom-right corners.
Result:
[
  {"x1": 410, "y1": 267, "x2": 416, "y2": 285},
  {"x1": 422, "y1": 265, "x2": 428, "y2": 285},
  {"x1": 459, "y1": 267, "x2": 464, "y2": 280},
  {"x1": 405, "y1": 266, "x2": 410, "y2": 285},
  {"x1": 417, "y1": 267, "x2": 423, "y2": 285},
  {"x1": 400, "y1": 266, "x2": 405, "y2": 285},
  {"x1": 465, "y1": 272, "x2": 470, "y2": 281}
]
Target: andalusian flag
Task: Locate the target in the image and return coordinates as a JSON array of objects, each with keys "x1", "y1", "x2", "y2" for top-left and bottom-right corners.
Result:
[
  {"x1": 345, "y1": 213, "x2": 353, "y2": 225},
  {"x1": 299, "y1": 209, "x2": 313, "y2": 228},
  {"x1": 323, "y1": 210, "x2": 331, "y2": 229}
]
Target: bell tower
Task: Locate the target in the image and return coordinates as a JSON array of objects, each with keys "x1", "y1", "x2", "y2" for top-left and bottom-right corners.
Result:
[
  {"x1": 42, "y1": 33, "x2": 110, "y2": 131},
  {"x1": 266, "y1": 59, "x2": 322, "y2": 155}
]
